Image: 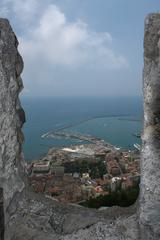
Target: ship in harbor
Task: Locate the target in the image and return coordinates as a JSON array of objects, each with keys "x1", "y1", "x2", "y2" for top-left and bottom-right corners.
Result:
[
  {"x1": 134, "y1": 143, "x2": 141, "y2": 151},
  {"x1": 132, "y1": 133, "x2": 141, "y2": 138}
]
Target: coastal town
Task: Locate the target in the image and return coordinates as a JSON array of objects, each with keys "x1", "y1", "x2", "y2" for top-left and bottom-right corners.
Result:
[{"x1": 26, "y1": 132, "x2": 140, "y2": 205}]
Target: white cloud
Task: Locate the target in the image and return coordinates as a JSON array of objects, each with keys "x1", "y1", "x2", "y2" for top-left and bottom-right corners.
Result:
[
  {"x1": 0, "y1": 0, "x2": 129, "y2": 69},
  {"x1": 17, "y1": 4, "x2": 128, "y2": 70},
  {"x1": 12, "y1": 0, "x2": 38, "y2": 22},
  {"x1": 0, "y1": 0, "x2": 39, "y2": 23},
  {"x1": 0, "y1": 0, "x2": 130, "y2": 96}
]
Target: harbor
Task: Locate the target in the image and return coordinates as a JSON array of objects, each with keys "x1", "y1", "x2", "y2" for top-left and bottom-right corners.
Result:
[
  {"x1": 24, "y1": 114, "x2": 142, "y2": 161},
  {"x1": 27, "y1": 136, "x2": 140, "y2": 205}
]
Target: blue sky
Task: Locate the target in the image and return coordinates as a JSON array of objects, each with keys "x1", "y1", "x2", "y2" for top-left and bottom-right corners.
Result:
[{"x1": 0, "y1": 0, "x2": 159, "y2": 97}]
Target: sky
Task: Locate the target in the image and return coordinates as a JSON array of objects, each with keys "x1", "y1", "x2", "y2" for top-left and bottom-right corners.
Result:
[{"x1": 0, "y1": 0, "x2": 159, "y2": 97}]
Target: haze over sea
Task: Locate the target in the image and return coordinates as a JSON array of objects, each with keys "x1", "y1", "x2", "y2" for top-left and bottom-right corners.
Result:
[{"x1": 21, "y1": 96, "x2": 143, "y2": 161}]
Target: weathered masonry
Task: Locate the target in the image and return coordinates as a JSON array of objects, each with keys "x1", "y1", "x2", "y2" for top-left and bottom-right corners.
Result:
[
  {"x1": 0, "y1": 19, "x2": 25, "y2": 239},
  {"x1": 140, "y1": 13, "x2": 160, "y2": 240},
  {"x1": 0, "y1": 13, "x2": 160, "y2": 240},
  {"x1": 0, "y1": 188, "x2": 4, "y2": 240}
]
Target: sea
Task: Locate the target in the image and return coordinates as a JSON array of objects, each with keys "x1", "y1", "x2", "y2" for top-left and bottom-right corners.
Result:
[{"x1": 20, "y1": 96, "x2": 143, "y2": 162}]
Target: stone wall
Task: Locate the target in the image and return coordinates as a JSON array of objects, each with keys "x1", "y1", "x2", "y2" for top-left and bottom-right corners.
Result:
[
  {"x1": 0, "y1": 19, "x2": 25, "y2": 239},
  {"x1": 0, "y1": 188, "x2": 4, "y2": 239},
  {"x1": 140, "y1": 13, "x2": 160, "y2": 240}
]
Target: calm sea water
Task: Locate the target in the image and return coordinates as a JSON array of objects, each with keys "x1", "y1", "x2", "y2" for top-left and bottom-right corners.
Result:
[{"x1": 20, "y1": 96, "x2": 143, "y2": 161}]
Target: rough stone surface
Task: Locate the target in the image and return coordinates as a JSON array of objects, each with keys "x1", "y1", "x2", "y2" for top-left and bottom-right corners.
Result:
[
  {"x1": 0, "y1": 188, "x2": 4, "y2": 239},
  {"x1": 0, "y1": 18, "x2": 25, "y2": 239},
  {"x1": 6, "y1": 190, "x2": 140, "y2": 240},
  {"x1": 1, "y1": 13, "x2": 160, "y2": 240},
  {"x1": 140, "y1": 13, "x2": 160, "y2": 240}
]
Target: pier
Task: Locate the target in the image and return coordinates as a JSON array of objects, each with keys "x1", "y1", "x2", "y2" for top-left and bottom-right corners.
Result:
[
  {"x1": 41, "y1": 114, "x2": 130, "y2": 138},
  {"x1": 42, "y1": 130, "x2": 111, "y2": 146}
]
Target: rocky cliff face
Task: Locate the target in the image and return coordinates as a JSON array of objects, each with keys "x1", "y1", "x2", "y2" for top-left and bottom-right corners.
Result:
[
  {"x1": 0, "y1": 19, "x2": 25, "y2": 239},
  {"x1": 0, "y1": 13, "x2": 160, "y2": 240},
  {"x1": 140, "y1": 13, "x2": 160, "y2": 240}
]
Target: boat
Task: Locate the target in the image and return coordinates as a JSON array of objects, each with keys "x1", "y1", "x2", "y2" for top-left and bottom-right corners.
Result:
[
  {"x1": 134, "y1": 143, "x2": 141, "y2": 151},
  {"x1": 132, "y1": 133, "x2": 141, "y2": 138}
]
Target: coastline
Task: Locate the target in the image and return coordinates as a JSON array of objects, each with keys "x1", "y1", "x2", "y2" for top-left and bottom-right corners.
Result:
[
  {"x1": 27, "y1": 132, "x2": 140, "y2": 205},
  {"x1": 24, "y1": 115, "x2": 142, "y2": 161}
]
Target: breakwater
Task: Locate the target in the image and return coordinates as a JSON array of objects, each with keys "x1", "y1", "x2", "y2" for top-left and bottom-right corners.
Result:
[
  {"x1": 42, "y1": 130, "x2": 109, "y2": 146},
  {"x1": 42, "y1": 114, "x2": 131, "y2": 136}
]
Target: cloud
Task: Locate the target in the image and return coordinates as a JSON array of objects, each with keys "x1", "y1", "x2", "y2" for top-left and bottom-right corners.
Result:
[
  {"x1": 18, "y1": 4, "x2": 128, "y2": 69},
  {"x1": 0, "y1": 0, "x2": 130, "y2": 96},
  {"x1": 12, "y1": 0, "x2": 39, "y2": 23},
  {"x1": 0, "y1": 0, "x2": 39, "y2": 23},
  {"x1": 0, "y1": 0, "x2": 129, "y2": 69}
]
